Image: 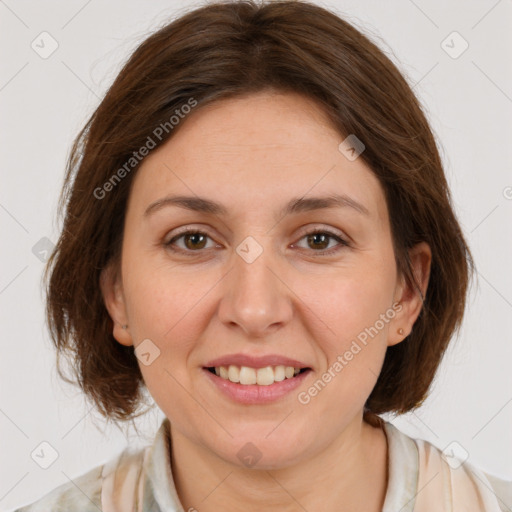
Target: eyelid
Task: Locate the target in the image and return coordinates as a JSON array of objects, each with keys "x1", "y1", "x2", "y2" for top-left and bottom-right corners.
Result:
[{"x1": 294, "y1": 223, "x2": 345, "y2": 239}]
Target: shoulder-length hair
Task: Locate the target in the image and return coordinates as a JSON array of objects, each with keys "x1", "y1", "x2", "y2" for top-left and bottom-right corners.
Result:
[{"x1": 44, "y1": 0, "x2": 474, "y2": 422}]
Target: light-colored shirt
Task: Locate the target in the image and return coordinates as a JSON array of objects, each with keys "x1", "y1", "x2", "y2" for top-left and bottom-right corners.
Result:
[{"x1": 11, "y1": 418, "x2": 512, "y2": 511}]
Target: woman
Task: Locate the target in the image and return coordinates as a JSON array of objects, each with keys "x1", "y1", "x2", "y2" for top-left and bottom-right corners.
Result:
[{"x1": 13, "y1": 1, "x2": 511, "y2": 511}]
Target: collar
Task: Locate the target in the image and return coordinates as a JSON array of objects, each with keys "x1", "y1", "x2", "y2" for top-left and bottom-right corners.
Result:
[
  {"x1": 141, "y1": 418, "x2": 420, "y2": 511},
  {"x1": 381, "y1": 421, "x2": 420, "y2": 511},
  {"x1": 141, "y1": 417, "x2": 181, "y2": 511}
]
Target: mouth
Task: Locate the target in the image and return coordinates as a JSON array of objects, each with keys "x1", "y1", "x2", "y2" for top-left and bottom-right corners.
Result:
[
  {"x1": 205, "y1": 365, "x2": 311, "y2": 386},
  {"x1": 202, "y1": 361, "x2": 313, "y2": 404},
  {"x1": 201, "y1": 353, "x2": 313, "y2": 404}
]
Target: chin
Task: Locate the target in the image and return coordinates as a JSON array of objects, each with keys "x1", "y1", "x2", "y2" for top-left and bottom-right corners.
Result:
[{"x1": 211, "y1": 431, "x2": 310, "y2": 471}]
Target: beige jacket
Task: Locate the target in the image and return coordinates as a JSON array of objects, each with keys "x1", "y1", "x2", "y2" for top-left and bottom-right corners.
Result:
[{"x1": 12, "y1": 418, "x2": 512, "y2": 511}]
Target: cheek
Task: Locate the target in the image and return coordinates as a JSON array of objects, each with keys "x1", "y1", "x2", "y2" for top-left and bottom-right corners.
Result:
[
  {"x1": 122, "y1": 263, "x2": 213, "y2": 426},
  {"x1": 298, "y1": 267, "x2": 395, "y2": 348},
  {"x1": 294, "y1": 269, "x2": 395, "y2": 411},
  {"x1": 294, "y1": 275, "x2": 393, "y2": 416},
  {"x1": 124, "y1": 255, "x2": 209, "y2": 339}
]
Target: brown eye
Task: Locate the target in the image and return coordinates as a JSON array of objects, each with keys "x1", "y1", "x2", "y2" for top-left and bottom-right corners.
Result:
[
  {"x1": 165, "y1": 230, "x2": 214, "y2": 252},
  {"x1": 306, "y1": 232, "x2": 331, "y2": 250},
  {"x1": 182, "y1": 232, "x2": 208, "y2": 250},
  {"x1": 293, "y1": 229, "x2": 349, "y2": 256}
]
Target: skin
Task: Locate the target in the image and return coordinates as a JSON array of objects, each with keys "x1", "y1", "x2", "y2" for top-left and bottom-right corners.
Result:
[{"x1": 101, "y1": 90, "x2": 431, "y2": 512}]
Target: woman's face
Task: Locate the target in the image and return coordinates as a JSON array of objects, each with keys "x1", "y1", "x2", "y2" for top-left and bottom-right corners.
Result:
[{"x1": 102, "y1": 91, "x2": 429, "y2": 468}]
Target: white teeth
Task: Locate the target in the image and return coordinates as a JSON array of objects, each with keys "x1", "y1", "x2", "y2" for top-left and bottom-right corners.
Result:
[
  {"x1": 273, "y1": 365, "x2": 285, "y2": 382},
  {"x1": 213, "y1": 365, "x2": 304, "y2": 385},
  {"x1": 256, "y1": 366, "x2": 274, "y2": 386},
  {"x1": 228, "y1": 365, "x2": 240, "y2": 383},
  {"x1": 239, "y1": 366, "x2": 257, "y2": 385}
]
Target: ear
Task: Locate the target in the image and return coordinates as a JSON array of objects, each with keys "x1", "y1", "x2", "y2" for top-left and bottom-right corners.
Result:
[
  {"x1": 388, "y1": 241, "x2": 431, "y2": 347},
  {"x1": 99, "y1": 262, "x2": 134, "y2": 347}
]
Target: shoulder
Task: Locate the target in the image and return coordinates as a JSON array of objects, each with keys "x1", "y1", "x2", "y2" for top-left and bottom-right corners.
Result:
[
  {"x1": 414, "y1": 435, "x2": 511, "y2": 511},
  {"x1": 11, "y1": 463, "x2": 104, "y2": 512},
  {"x1": 11, "y1": 447, "x2": 148, "y2": 512},
  {"x1": 485, "y1": 472, "x2": 512, "y2": 512},
  {"x1": 383, "y1": 421, "x2": 512, "y2": 512}
]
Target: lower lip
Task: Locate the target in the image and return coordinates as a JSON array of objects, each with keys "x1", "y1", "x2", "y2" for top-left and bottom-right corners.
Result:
[{"x1": 202, "y1": 368, "x2": 312, "y2": 404}]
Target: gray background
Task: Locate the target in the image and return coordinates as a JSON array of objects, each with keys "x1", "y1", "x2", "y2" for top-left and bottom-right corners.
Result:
[{"x1": 1, "y1": 0, "x2": 511, "y2": 510}]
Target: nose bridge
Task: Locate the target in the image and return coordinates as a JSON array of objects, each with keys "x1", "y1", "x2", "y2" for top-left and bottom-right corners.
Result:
[{"x1": 218, "y1": 235, "x2": 292, "y2": 336}]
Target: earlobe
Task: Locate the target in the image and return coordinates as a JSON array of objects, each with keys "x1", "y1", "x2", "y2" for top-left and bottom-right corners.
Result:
[
  {"x1": 99, "y1": 263, "x2": 134, "y2": 347},
  {"x1": 388, "y1": 241, "x2": 432, "y2": 347}
]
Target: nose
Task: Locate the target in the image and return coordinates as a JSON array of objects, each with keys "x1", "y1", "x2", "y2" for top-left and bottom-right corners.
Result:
[{"x1": 217, "y1": 241, "x2": 293, "y2": 339}]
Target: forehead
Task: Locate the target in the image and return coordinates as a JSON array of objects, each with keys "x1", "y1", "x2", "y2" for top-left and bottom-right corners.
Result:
[{"x1": 127, "y1": 91, "x2": 388, "y2": 227}]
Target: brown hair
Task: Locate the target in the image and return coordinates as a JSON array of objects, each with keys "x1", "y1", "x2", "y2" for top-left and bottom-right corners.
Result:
[{"x1": 44, "y1": 0, "x2": 474, "y2": 423}]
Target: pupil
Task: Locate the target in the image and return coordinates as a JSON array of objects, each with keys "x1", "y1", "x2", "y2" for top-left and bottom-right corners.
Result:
[
  {"x1": 309, "y1": 233, "x2": 328, "y2": 250},
  {"x1": 186, "y1": 233, "x2": 206, "y2": 250}
]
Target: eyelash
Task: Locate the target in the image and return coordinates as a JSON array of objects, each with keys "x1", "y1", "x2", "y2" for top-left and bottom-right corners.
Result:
[{"x1": 164, "y1": 227, "x2": 350, "y2": 257}]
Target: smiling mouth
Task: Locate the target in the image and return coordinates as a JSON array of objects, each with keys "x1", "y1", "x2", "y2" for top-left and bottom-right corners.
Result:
[{"x1": 205, "y1": 365, "x2": 311, "y2": 386}]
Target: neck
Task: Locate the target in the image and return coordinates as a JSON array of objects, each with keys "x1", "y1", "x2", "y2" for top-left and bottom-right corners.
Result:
[{"x1": 169, "y1": 414, "x2": 389, "y2": 512}]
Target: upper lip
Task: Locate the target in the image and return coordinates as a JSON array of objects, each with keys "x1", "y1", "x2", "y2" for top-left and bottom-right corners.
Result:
[{"x1": 204, "y1": 353, "x2": 310, "y2": 369}]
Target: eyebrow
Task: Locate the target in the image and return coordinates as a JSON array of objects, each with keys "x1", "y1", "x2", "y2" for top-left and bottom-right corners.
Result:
[{"x1": 143, "y1": 193, "x2": 370, "y2": 219}]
